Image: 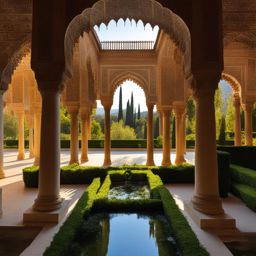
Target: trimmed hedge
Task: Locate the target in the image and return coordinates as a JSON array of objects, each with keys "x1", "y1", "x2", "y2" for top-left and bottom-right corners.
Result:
[
  {"x1": 45, "y1": 171, "x2": 209, "y2": 256},
  {"x1": 231, "y1": 182, "x2": 256, "y2": 212},
  {"x1": 217, "y1": 146, "x2": 256, "y2": 170},
  {"x1": 44, "y1": 178, "x2": 101, "y2": 256},
  {"x1": 23, "y1": 151, "x2": 231, "y2": 198},
  {"x1": 230, "y1": 164, "x2": 256, "y2": 189}
]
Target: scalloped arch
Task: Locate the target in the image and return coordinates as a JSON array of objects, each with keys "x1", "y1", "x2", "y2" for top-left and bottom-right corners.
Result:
[
  {"x1": 110, "y1": 71, "x2": 149, "y2": 100},
  {"x1": 221, "y1": 72, "x2": 241, "y2": 97},
  {"x1": 64, "y1": 0, "x2": 191, "y2": 81},
  {"x1": 1, "y1": 39, "x2": 31, "y2": 91}
]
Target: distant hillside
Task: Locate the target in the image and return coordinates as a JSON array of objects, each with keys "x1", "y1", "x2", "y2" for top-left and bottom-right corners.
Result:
[{"x1": 95, "y1": 108, "x2": 156, "y2": 117}]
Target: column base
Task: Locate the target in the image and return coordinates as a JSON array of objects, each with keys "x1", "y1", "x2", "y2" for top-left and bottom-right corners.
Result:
[
  {"x1": 33, "y1": 196, "x2": 63, "y2": 212},
  {"x1": 80, "y1": 156, "x2": 89, "y2": 163},
  {"x1": 69, "y1": 159, "x2": 79, "y2": 165},
  {"x1": 146, "y1": 159, "x2": 155, "y2": 166},
  {"x1": 175, "y1": 156, "x2": 186, "y2": 166},
  {"x1": 185, "y1": 201, "x2": 236, "y2": 232},
  {"x1": 17, "y1": 153, "x2": 25, "y2": 160},
  {"x1": 161, "y1": 159, "x2": 171, "y2": 167},
  {"x1": 192, "y1": 194, "x2": 224, "y2": 215},
  {"x1": 24, "y1": 199, "x2": 69, "y2": 224},
  {"x1": 103, "y1": 159, "x2": 112, "y2": 167}
]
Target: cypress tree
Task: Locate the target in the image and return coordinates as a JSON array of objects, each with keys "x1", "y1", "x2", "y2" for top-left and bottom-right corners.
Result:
[
  {"x1": 218, "y1": 115, "x2": 226, "y2": 145},
  {"x1": 125, "y1": 100, "x2": 130, "y2": 126},
  {"x1": 172, "y1": 115, "x2": 176, "y2": 148},
  {"x1": 154, "y1": 116, "x2": 160, "y2": 138},
  {"x1": 130, "y1": 92, "x2": 134, "y2": 127},
  {"x1": 138, "y1": 104, "x2": 141, "y2": 120},
  {"x1": 118, "y1": 87, "x2": 123, "y2": 121},
  {"x1": 133, "y1": 108, "x2": 137, "y2": 128}
]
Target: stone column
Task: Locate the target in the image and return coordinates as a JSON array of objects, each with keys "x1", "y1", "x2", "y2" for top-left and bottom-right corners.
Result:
[
  {"x1": 159, "y1": 111, "x2": 163, "y2": 136},
  {"x1": 80, "y1": 110, "x2": 89, "y2": 163},
  {"x1": 103, "y1": 102, "x2": 112, "y2": 167},
  {"x1": 192, "y1": 73, "x2": 224, "y2": 215},
  {"x1": 29, "y1": 127, "x2": 34, "y2": 158},
  {"x1": 33, "y1": 111, "x2": 41, "y2": 166},
  {"x1": 243, "y1": 102, "x2": 253, "y2": 146},
  {"x1": 33, "y1": 86, "x2": 62, "y2": 211},
  {"x1": 161, "y1": 108, "x2": 171, "y2": 166},
  {"x1": 68, "y1": 106, "x2": 79, "y2": 164},
  {"x1": 174, "y1": 105, "x2": 186, "y2": 165},
  {"x1": 0, "y1": 91, "x2": 5, "y2": 178},
  {"x1": 233, "y1": 97, "x2": 242, "y2": 146},
  {"x1": 87, "y1": 114, "x2": 92, "y2": 140},
  {"x1": 146, "y1": 102, "x2": 155, "y2": 166},
  {"x1": 181, "y1": 112, "x2": 187, "y2": 155},
  {"x1": 17, "y1": 111, "x2": 25, "y2": 160}
]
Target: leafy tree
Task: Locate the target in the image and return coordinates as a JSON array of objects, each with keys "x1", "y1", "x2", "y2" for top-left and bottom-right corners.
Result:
[
  {"x1": 91, "y1": 119, "x2": 103, "y2": 139},
  {"x1": 218, "y1": 115, "x2": 226, "y2": 145},
  {"x1": 144, "y1": 123, "x2": 147, "y2": 139},
  {"x1": 154, "y1": 116, "x2": 160, "y2": 138},
  {"x1": 60, "y1": 104, "x2": 70, "y2": 134},
  {"x1": 172, "y1": 115, "x2": 176, "y2": 148},
  {"x1": 117, "y1": 86, "x2": 123, "y2": 121},
  {"x1": 4, "y1": 111, "x2": 18, "y2": 139},
  {"x1": 135, "y1": 118, "x2": 146, "y2": 139},
  {"x1": 215, "y1": 85, "x2": 224, "y2": 138},
  {"x1": 186, "y1": 98, "x2": 195, "y2": 135},
  {"x1": 111, "y1": 120, "x2": 136, "y2": 140},
  {"x1": 225, "y1": 96, "x2": 235, "y2": 133}
]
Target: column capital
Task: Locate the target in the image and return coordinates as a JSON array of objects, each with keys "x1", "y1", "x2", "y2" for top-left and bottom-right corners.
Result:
[
  {"x1": 80, "y1": 107, "x2": 90, "y2": 120},
  {"x1": 102, "y1": 101, "x2": 113, "y2": 110},
  {"x1": 66, "y1": 105, "x2": 79, "y2": 115},
  {"x1": 146, "y1": 102, "x2": 155, "y2": 110},
  {"x1": 242, "y1": 102, "x2": 254, "y2": 112},
  {"x1": 191, "y1": 69, "x2": 221, "y2": 99},
  {"x1": 173, "y1": 103, "x2": 186, "y2": 117},
  {"x1": 232, "y1": 96, "x2": 241, "y2": 107},
  {"x1": 158, "y1": 106, "x2": 172, "y2": 115}
]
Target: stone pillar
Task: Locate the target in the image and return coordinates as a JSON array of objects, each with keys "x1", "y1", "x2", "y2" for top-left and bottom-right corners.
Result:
[
  {"x1": 192, "y1": 73, "x2": 224, "y2": 215},
  {"x1": 17, "y1": 111, "x2": 25, "y2": 160},
  {"x1": 161, "y1": 108, "x2": 171, "y2": 166},
  {"x1": 0, "y1": 91, "x2": 5, "y2": 178},
  {"x1": 159, "y1": 111, "x2": 163, "y2": 136},
  {"x1": 68, "y1": 107, "x2": 79, "y2": 164},
  {"x1": 243, "y1": 103, "x2": 253, "y2": 146},
  {"x1": 80, "y1": 110, "x2": 89, "y2": 163},
  {"x1": 103, "y1": 102, "x2": 112, "y2": 167},
  {"x1": 174, "y1": 105, "x2": 186, "y2": 165},
  {"x1": 33, "y1": 87, "x2": 62, "y2": 211},
  {"x1": 233, "y1": 97, "x2": 242, "y2": 146},
  {"x1": 29, "y1": 127, "x2": 34, "y2": 158},
  {"x1": 181, "y1": 112, "x2": 187, "y2": 155},
  {"x1": 87, "y1": 114, "x2": 92, "y2": 140},
  {"x1": 146, "y1": 102, "x2": 155, "y2": 166},
  {"x1": 33, "y1": 111, "x2": 41, "y2": 166}
]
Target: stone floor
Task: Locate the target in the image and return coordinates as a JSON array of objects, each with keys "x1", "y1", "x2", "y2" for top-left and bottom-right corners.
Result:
[{"x1": 0, "y1": 149, "x2": 255, "y2": 256}]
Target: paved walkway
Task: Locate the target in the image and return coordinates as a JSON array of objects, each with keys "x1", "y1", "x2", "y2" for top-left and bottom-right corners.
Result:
[{"x1": 0, "y1": 149, "x2": 255, "y2": 256}]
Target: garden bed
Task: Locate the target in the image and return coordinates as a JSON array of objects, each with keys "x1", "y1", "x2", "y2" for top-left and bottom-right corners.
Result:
[{"x1": 44, "y1": 171, "x2": 209, "y2": 256}]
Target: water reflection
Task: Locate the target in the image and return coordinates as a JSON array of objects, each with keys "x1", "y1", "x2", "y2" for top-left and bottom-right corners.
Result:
[{"x1": 71, "y1": 213, "x2": 180, "y2": 256}]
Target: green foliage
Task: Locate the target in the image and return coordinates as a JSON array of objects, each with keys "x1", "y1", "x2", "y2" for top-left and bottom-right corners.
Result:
[
  {"x1": 215, "y1": 85, "x2": 224, "y2": 138},
  {"x1": 135, "y1": 118, "x2": 146, "y2": 139},
  {"x1": 226, "y1": 96, "x2": 235, "y2": 133},
  {"x1": 218, "y1": 115, "x2": 226, "y2": 145},
  {"x1": 172, "y1": 115, "x2": 175, "y2": 148},
  {"x1": 154, "y1": 116, "x2": 160, "y2": 138},
  {"x1": 91, "y1": 119, "x2": 103, "y2": 139},
  {"x1": 118, "y1": 86, "x2": 123, "y2": 121},
  {"x1": 111, "y1": 120, "x2": 136, "y2": 140},
  {"x1": 186, "y1": 98, "x2": 196, "y2": 135},
  {"x1": 155, "y1": 136, "x2": 163, "y2": 148},
  {"x1": 3, "y1": 111, "x2": 18, "y2": 139},
  {"x1": 60, "y1": 104, "x2": 70, "y2": 134},
  {"x1": 230, "y1": 164, "x2": 256, "y2": 189},
  {"x1": 231, "y1": 183, "x2": 256, "y2": 212},
  {"x1": 43, "y1": 178, "x2": 101, "y2": 256},
  {"x1": 137, "y1": 104, "x2": 141, "y2": 120}
]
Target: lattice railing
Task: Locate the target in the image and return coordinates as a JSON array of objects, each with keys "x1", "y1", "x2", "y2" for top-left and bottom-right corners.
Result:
[{"x1": 100, "y1": 41, "x2": 155, "y2": 50}]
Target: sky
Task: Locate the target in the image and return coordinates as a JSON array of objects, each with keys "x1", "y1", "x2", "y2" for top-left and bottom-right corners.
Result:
[{"x1": 95, "y1": 19, "x2": 232, "y2": 112}]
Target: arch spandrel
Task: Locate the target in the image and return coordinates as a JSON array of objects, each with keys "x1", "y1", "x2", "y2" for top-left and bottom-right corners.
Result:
[{"x1": 221, "y1": 73, "x2": 241, "y2": 98}]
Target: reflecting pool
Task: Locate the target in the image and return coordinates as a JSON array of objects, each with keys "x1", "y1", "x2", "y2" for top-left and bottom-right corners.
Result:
[{"x1": 71, "y1": 213, "x2": 180, "y2": 256}]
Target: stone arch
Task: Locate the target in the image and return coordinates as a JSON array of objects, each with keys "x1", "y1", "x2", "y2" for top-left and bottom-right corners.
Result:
[
  {"x1": 1, "y1": 39, "x2": 31, "y2": 91},
  {"x1": 221, "y1": 72, "x2": 241, "y2": 98},
  {"x1": 86, "y1": 59, "x2": 96, "y2": 102},
  {"x1": 110, "y1": 71, "x2": 149, "y2": 101},
  {"x1": 64, "y1": 0, "x2": 191, "y2": 81}
]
